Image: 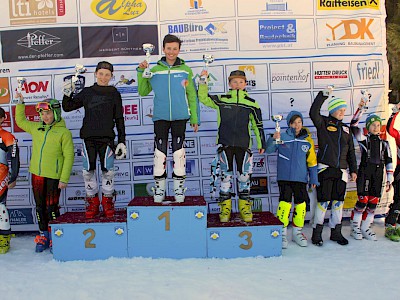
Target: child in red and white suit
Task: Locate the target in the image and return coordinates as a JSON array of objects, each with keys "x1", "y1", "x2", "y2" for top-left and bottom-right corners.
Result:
[
  {"x1": 0, "y1": 107, "x2": 19, "y2": 254},
  {"x1": 350, "y1": 99, "x2": 393, "y2": 241}
]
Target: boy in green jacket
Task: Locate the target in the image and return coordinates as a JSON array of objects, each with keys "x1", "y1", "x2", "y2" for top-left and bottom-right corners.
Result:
[{"x1": 15, "y1": 93, "x2": 74, "y2": 253}]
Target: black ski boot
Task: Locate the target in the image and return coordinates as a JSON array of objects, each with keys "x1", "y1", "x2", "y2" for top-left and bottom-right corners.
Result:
[
  {"x1": 312, "y1": 224, "x2": 324, "y2": 246},
  {"x1": 330, "y1": 223, "x2": 348, "y2": 245}
]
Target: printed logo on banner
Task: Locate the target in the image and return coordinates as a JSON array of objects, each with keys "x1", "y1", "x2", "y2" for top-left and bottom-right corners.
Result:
[
  {"x1": 11, "y1": 77, "x2": 52, "y2": 102},
  {"x1": 250, "y1": 176, "x2": 269, "y2": 195},
  {"x1": 9, "y1": 208, "x2": 34, "y2": 225},
  {"x1": 253, "y1": 156, "x2": 267, "y2": 174},
  {"x1": 123, "y1": 100, "x2": 140, "y2": 126},
  {"x1": 73, "y1": 143, "x2": 84, "y2": 163},
  {"x1": 313, "y1": 61, "x2": 350, "y2": 88},
  {"x1": 106, "y1": 163, "x2": 132, "y2": 182},
  {"x1": 90, "y1": 0, "x2": 147, "y2": 21},
  {"x1": 270, "y1": 63, "x2": 311, "y2": 90},
  {"x1": 113, "y1": 184, "x2": 133, "y2": 205},
  {"x1": 200, "y1": 136, "x2": 217, "y2": 155},
  {"x1": 7, "y1": 188, "x2": 30, "y2": 206},
  {"x1": 264, "y1": 1, "x2": 289, "y2": 13},
  {"x1": 165, "y1": 20, "x2": 235, "y2": 53},
  {"x1": 168, "y1": 180, "x2": 201, "y2": 196},
  {"x1": 1, "y1": 28, "x2": 80, "y2": 62},
  {"x1": 133, "y1": 164, "x2": 153, "y2": 179},
  {"x1": 65, "y1": 187, "x2": 86, "y2": 205},
  {"x1": 323, "y1": 18, "x2": 377, "y2": 47},
  {"x1": 259, "y1": 20, "x2": 297, "y2": 43},
  {"x1": 238, "y1": 66, "x2": 257, "y2": 89},
  {"x1": 9, "y1": 0, "x2": 65, "y2": 26},
  {"x1": 81, "y1": 25, "x2": 158, "y2": 58},
  {"x1": 186, "y1": 0, "x2": 209, "y2": 16},
  {"x1": 168, "y1": 138, "x2": 198, "y2": 156},
  {"x1": 114, "y1": 73, "x2": 137, "y2": 94},
  {"x1": 252, "y1": 198, "x2": 263, "y2": 212},
  {"x1": 352, "y1": 60, "x2": 383, "y2": 86},
  {"x1": 0, "y1": 78, "x2": 11, "y2": 104},
  {"x1": 131, "y1": 139, "x2": 153, "y2": 157},
  {"x1": 318, "y1": 0, "x2": 379, "y2": 10},
  {"x1": 16, "y1": 169, "x2": 30, "y2": 185}
]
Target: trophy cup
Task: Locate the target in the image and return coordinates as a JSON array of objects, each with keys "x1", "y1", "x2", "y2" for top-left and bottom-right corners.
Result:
[
  {"x1": 142, "y1": 43, "x2": 155, "y2": 79},
  {"x1": 323, "y1": 84, "x2": 335, "y2": 97},
  {"x1": 199, "y1": 54, "x2": 214, "y2": 84},
  {"x1": 16, "y1": 77, "x2": 26, "y2": 93},
  {"x1": 272, "y1": 115, "x2": 284, "y2": 144},
  {"x1": 360, "y1": 89, "x2": 371, "y2": 111},
  {"x1": 72, "y1": 64, "x2": 87, "y2": 83}
]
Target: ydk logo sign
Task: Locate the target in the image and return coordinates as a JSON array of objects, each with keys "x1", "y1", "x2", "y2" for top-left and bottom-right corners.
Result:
[{"x1": 326, "y1": 18, "x2": 374, "y2": 41}]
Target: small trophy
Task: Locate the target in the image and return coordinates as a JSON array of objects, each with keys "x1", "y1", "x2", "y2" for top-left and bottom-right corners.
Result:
[
  {"x1": 199, "y1": 54, "x2": 214, "y2": 84},
  {"x1": 16, "y1": 77, "x2": 26, "y2": 93},
  {"x1": 360, "y1": 89, "x2": 371, "y2": 111},
  {"x1": 72, "y1": 64, "x2": 86, "y2": 83},
  {"x1": 323, "y1": 84, "x2": 335, "y2": 97},
  {"x1": 142, "y1": 43, "x2": 155, "y2": 78},
  {"x1": 272, "y1": 115, "x2": 284, "y2": 144}
]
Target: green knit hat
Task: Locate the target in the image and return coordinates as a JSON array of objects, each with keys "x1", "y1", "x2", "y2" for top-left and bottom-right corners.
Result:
[
  {"x1": 366, "y1": 113, "x2": 381, "y2": 131},
  {"x1": 328, "y1": 97, "x2": 347, "y2": 115}
]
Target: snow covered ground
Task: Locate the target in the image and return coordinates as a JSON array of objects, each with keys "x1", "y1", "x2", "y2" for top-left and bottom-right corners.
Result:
[{"x1": 1, "y1": 220, "x2": 399, "y2": 300}]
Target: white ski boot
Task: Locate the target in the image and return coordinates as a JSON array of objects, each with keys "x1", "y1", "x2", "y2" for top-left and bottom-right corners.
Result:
[
  {"x1": 292, "y1": 227, "x2": 307, "y2": 247},
  {"x1": 282, "y1": 227, "x2": 288, "y2": 249},
  {"x1": 152, "y1": 178, "x2": 166, "y2": 203}
]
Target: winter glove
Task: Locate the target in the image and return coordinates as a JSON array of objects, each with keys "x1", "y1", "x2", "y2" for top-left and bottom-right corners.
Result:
[
  {"x1": 63, "y1": 79, "x2": 75, "y2": 97},
  {"x1": 115, "y1": 143, "x2": 127, "y2": 160}
]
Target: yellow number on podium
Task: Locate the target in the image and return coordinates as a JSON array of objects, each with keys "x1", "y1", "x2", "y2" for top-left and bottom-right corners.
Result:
[
  {"x1": 158, "y1": 211, "x2": 171, "y2": 231},
  {"x1": 83, "y1": 228, "x2": 96, "y2": 248},
  {"x1": 239, "y1": 230, "x2": 253, "y2": 250}
]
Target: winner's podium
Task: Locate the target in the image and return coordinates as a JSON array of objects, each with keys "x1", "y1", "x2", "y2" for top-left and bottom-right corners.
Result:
[{"x1": 51, "y1": 196, "x2": 282, "y2": 261}]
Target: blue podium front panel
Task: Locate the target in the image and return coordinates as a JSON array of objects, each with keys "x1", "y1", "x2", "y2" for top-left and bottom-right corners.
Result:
[
  {"x1": 206, "y1": 212, "x2": 282, "y2": 258},
  {"x1": 50, "y1": 211, "x2": 128, "y2": 261},
  {"x1": 127, "y1": 196, "x2": 207, "y2": 259}
]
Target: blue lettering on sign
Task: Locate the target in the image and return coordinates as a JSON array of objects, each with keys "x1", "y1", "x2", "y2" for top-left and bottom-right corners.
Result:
[{"x1": 258, "y1": 20, "x2": 297, "y2": 43}]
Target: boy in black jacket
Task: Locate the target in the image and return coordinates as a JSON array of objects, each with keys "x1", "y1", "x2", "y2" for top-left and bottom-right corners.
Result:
[{"x1": 309, "y1": 90, "x2": 357, "y2": 246}]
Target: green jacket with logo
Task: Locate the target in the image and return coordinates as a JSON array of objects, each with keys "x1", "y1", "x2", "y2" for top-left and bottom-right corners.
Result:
[{"x1": 16, "y1": 104, "x2": 74, "y2": 183}]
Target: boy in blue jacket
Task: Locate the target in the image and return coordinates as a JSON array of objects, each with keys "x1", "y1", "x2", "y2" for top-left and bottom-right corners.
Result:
[{"x1": 266, "y1": 111, "x2": 318, "y2": 248}]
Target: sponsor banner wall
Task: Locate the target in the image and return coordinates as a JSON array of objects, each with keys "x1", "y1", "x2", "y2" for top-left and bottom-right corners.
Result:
[{"x1": 0, "y1": 0, "x2": 390, "y2": 231}]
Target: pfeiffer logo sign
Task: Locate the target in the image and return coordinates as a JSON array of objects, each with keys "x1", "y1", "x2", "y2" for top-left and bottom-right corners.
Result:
[{"x1": 91, "y1": 0, "x2": 147, "y2": 21}]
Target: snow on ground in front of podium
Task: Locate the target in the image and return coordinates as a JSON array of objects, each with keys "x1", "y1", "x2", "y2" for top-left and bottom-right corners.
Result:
[{"x1": 1, "y1": 219, "x2": 399, "y2": 300}]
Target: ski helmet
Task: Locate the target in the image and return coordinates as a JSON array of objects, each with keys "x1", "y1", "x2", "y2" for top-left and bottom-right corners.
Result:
[{"x1": 35, "y1": 99, "x2": 62, "y2": 123}]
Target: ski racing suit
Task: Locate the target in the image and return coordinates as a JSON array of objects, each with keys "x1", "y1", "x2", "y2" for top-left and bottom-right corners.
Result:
[
  {"x1": 0, "y1": 128, "x2": 19, "y2": 235},
  {"x1": 198, "y1": 83, "x2": 266, "y2": 201},
  {"x1": 62, "y1": 83, "x2": 126, "y2": 199}
]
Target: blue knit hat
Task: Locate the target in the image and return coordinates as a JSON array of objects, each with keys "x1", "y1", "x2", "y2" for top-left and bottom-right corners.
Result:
[
  {"x1": 328, "y1": 97, "x2": 347, "y2": 115},
  {"x1": 286, "y1": 110, "x2": 303, "y2": 126},
  {"x1": 365, "y1": 113, "x2": 381, "y2": 131}
]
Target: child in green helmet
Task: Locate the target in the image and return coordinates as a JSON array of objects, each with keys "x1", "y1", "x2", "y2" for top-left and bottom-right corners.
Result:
[{"x1": 15, "y1": 93, "x2": 74, "y2": 253}]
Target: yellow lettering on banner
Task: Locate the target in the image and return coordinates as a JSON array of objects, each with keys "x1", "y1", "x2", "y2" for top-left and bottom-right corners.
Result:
[
  {"x1": 91, "y1": 0, "x2": 147, "y2": 21},
  {"x1": 318, "y1": 0, "x2": 379, "y2": 10}
]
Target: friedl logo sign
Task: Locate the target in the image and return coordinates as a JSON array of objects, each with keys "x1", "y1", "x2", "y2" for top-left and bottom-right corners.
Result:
[
  {"x1": 9, "y1": 0, "x2": 65, "y2": 25},
  {"x1": 259, "y1": 20, "x2": 296, "y2": 43},
  {"x1": 318, "y1": 0, "x2": 379, "y2": 10},
  {"x1": 91, "y1": 0, "x2": 147, "y2": 21},
  {"x1": 17, "y1": 30, "x2": 61, "y2": 52}
]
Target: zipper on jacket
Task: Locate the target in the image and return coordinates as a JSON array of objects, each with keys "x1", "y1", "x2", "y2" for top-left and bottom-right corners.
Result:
[
  {"x1": 233, "y1": 90, "x2": 239, "y2": 146},
  {"x1": 38, "y1": 128, "x2": 50, "y2": 175},
  {"x1": 168, "y1": 67, "x2": 172, "y2": 120},
  {"x1": 337, "y1": 124, "x2": 342, "y2": 168}
]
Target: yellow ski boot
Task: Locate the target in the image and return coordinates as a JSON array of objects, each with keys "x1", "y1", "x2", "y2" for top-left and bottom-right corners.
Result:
[
  {"x1": 239, "y1": 199, "x2": 253, "y2": 222},
  {"x1": 0, "y1": 234, "x2": 11, "y2": 254},
  {"x1": 218, "y1": 199, "x2": 232, "y2": 223}
]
